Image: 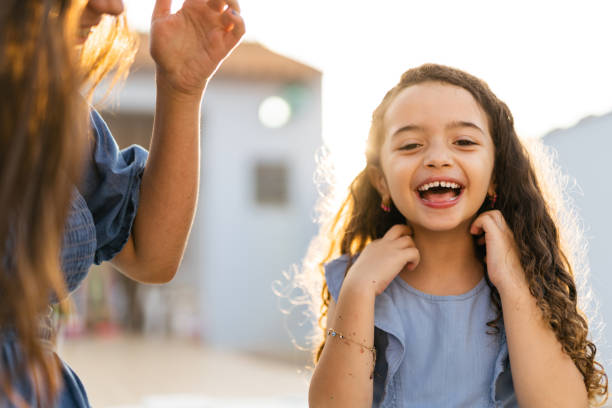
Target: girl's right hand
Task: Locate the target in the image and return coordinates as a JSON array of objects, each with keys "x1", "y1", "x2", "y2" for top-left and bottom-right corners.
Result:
[{"x1": 344, "y1": 224, "x2": 420, "y2": 296}]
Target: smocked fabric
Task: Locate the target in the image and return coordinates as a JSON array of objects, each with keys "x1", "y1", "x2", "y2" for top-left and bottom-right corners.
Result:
[
  {"x1": 324, "y1": 254, "x2": 517, "y2": 407},
  {"x1": 61, "y1": 190, "x2": 97, "y2": 293},
  {"x1": 1, "y1": 109, "x2": 148, "y2": 407}
]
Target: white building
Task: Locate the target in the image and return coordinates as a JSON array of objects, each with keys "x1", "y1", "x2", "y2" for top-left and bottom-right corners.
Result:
[
  {"x1": 99, "y1": 36, "x2": 322, "y2": 362},
  {"x1": 543, "y1": 112, "x2": 612, "y2": 373}
]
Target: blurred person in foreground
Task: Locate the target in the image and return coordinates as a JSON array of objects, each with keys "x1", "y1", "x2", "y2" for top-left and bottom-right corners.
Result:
[{"x1": 0, "y1": 0, "x2": 244, "y2": 406}]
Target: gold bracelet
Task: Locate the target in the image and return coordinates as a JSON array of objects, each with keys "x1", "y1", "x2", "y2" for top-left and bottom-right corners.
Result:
[{"x1": 327, "y1": 328, "x2": 377, "y2": 378}]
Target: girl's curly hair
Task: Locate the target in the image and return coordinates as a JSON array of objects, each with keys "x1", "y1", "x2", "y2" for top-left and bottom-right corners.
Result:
[{"x1": 310, "y1": 64, "x2": 607, "y2": 404}]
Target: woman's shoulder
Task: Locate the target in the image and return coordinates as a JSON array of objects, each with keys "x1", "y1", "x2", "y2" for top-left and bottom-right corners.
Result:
[
  {"x1": 88, "y1": 108, "x2": 116, "y2": 155},
  {"x1": 87, "y1": 108, "x2": 148, "y2": 165},
  {"x1": 89, "y1": 108, "x2": 106, "y2": 133}
]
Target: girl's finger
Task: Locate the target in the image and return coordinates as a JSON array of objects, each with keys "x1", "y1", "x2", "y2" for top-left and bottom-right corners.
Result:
[
  {"x1": 395, "y1": 235, "x2": 415, "y2": 249},
  {"x1": 490, "y1": 210, "x2": 508, "y2": 230},
  {"x1": 384, "y1": 224, "x2": 413, "y2": 240},
  {"x1": 469, "y1": 218, "x2": 483, "y2": 236},
  {"x1": 470, "y1": 212, "x2": 494, "y2": 236},
  {"x1": 402, "y1": 248, "x2": 420, "y2": 271}
]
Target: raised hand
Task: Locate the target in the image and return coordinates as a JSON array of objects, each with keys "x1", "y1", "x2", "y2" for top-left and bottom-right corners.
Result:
[
  {"x1": 470, "y1": 210, "x2": 527, "y2": 297},
  {"x1": 150, "y1": 0, "x2": 245, "y2": 97},
  {"x1": 345, "y1": 224, "x2": 420, "y2": 296}
]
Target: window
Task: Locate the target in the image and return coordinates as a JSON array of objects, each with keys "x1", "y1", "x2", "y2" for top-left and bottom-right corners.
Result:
[{"x1": 254, "y1": 162, "x2": 289, "y2": 205}]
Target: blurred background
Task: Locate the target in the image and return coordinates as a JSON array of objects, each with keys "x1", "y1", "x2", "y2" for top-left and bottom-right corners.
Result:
[{"x1": 59, "y1": 0, "x2": 612, "y2": 407}]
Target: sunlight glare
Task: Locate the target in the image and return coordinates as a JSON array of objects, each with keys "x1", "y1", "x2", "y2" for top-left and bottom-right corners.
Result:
[
  {"x1": 259, "y1": 96, "x2": 292, "y2": 129},
  {"x1": 125, "y1": 0, "x2": 612, "y2": 195}
]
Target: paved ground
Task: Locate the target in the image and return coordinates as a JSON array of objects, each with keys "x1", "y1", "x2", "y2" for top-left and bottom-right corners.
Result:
[{"x1": 59, "y1": 335, "x2": 309, "y2": 408}]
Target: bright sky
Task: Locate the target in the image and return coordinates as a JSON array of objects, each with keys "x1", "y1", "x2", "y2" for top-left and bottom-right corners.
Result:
[{"x1": 125, "y1": 0, "x2": 612, "y2": 185}]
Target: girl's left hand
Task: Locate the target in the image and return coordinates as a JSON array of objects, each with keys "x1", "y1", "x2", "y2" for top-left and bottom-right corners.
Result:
[
  {"x1": 470, "y1": 210, "x2": 528, "y2": 298},
  {"x1": 150, "y1": 0, "x2": 245, "y2": 98}
]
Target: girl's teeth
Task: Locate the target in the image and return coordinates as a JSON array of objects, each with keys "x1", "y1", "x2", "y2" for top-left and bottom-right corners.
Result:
[{"x1": 418, "y1": 181, "x2": 461, "y2": 191}]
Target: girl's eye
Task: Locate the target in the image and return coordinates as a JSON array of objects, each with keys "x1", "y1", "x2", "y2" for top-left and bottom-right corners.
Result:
[
  {"x1": 399, "y1": 143, "x2": 421, "y2": 151},
  {"x1": 455, "y1": 139, "x2": 476, "y2": 146}
]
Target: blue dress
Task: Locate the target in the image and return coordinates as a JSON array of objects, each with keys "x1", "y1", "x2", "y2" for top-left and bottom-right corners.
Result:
[
  {"x1": 0, "y1": 110, "x2": 148, "y2": 407},
  {"x1": 325, "y1": 254, "x2": 517, "y2": 408}
]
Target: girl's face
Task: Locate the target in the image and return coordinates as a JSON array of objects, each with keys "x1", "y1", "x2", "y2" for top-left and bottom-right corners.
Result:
[
  {"x1": 372, "y1": 82, "x2": 495, "y2": 233},
  {"x1": 78, "y1": 0, "x2": 124, "y2": 44}
]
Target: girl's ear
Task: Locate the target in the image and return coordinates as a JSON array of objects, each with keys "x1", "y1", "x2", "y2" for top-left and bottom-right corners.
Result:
[{"x1": 367, "y1": 165, "x2": 390, "y2": 200}]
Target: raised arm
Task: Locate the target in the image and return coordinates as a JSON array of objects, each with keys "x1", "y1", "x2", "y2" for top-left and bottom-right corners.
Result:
[
  {"x1": 111, "y1": 0, "x2": 245, "y2": 283},
  {"x1": 309, "y1": 225, "x2": 419, "y2": 407}
]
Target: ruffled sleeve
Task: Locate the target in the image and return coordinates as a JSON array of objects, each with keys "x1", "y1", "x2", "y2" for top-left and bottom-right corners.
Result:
[
  {"x1": 79, "y1": 109, "x2": 148, "y2": 265},
  {"x1": 490, "y1": 330, "x2": 518, "y2": 406},
  {"x1": 323, "y1": 254, "x2": 352, "y2": 302}
]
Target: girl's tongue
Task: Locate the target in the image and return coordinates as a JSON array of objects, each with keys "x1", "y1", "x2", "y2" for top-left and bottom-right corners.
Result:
[{"x1": 421, "y1": 187, "x2": 459, "y2": 202}]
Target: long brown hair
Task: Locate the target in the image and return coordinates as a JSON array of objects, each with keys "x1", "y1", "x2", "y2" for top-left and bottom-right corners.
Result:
[
  {"x1": 78, "y1": 6, "x2": 138, "y2": 101},
  {"x1": 309, "y1": 64, "x2": 608, "y2": 404},
  {"x1": 0, "y1": 0, "x2": 136, "y2": 405},
  {"x1": 0, "y1": 0, "x2": 86, "y2": 404}
]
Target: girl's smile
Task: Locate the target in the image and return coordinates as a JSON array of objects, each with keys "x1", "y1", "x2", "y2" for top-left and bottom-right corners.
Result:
[
  {"x1": 372, "y1": 81, "x2": 496, "y2": 233},
  {"x1": 415, "y1": 177, "x2": 465, "y2": 208}
]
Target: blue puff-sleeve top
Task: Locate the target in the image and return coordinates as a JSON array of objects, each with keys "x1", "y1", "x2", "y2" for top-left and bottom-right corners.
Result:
[
  {"x1": 62, "y1": 109, "x2": 148, "y2": 292},
  {"x1": 1, "y1": 109, "x2": 148, "y2": 408},
  {"x1": 324, "y1": 254, "x2": 518, "y2": 408}
]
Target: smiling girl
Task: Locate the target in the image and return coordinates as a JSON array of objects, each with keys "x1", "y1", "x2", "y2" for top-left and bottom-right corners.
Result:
[{"x1": 307, "y1": 64, "x2": 608, "y2": 407}]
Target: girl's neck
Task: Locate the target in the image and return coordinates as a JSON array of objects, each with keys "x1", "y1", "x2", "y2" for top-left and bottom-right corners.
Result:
[{"x1": 399, "y1": 223, "x2": 484, "y2": 296}]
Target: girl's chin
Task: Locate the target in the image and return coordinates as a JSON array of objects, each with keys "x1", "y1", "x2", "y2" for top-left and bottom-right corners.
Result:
[
  {"x1": 399, "y1": 205, "x2": 480, "y2": 234},
  {"x1": 407, "y1": 219, "x2": 473, "y2": 234}
]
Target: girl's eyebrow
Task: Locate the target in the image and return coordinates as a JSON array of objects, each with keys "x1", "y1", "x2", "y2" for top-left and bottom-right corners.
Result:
[
  {"x1": 391, "y1": 120, "x2": 485, "y2": 139},
  {"x1": 391, "y1": 124, "x2": 425, "y2": 138},
  {"x1": 445, "y1": 120, "x2": 485, "y2": 135}
]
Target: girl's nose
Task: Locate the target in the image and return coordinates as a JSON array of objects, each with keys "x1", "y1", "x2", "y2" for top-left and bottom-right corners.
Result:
[
  {"x1": 86, "y1": 0, "x2": 125, "y2": 16},
  {"x1": 424, "y1": 143, "x2": 452, "y2": 168}
]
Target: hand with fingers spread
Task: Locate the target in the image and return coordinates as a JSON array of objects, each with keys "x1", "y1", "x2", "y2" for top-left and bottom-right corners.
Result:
[
  {"x1": 150, "y1": 0, "x2": 245, "y2": 98},
  {"x1": 470, "y1": 210, "x2": 527, "y2": 296},
  {"x1": 345, "y1": 224, "x2": 420, "y2": 296}
]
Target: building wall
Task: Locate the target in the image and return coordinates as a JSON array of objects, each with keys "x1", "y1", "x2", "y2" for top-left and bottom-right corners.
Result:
[
  {"x1": 543, "y1": 112, "x2": 612, "y2": 372},
  {"x1": 192, "y1": 77, "x2": 321, "y2": 359},
  {"x1": 97, "y1": 60, "x2": 323, "y2": 361}
]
